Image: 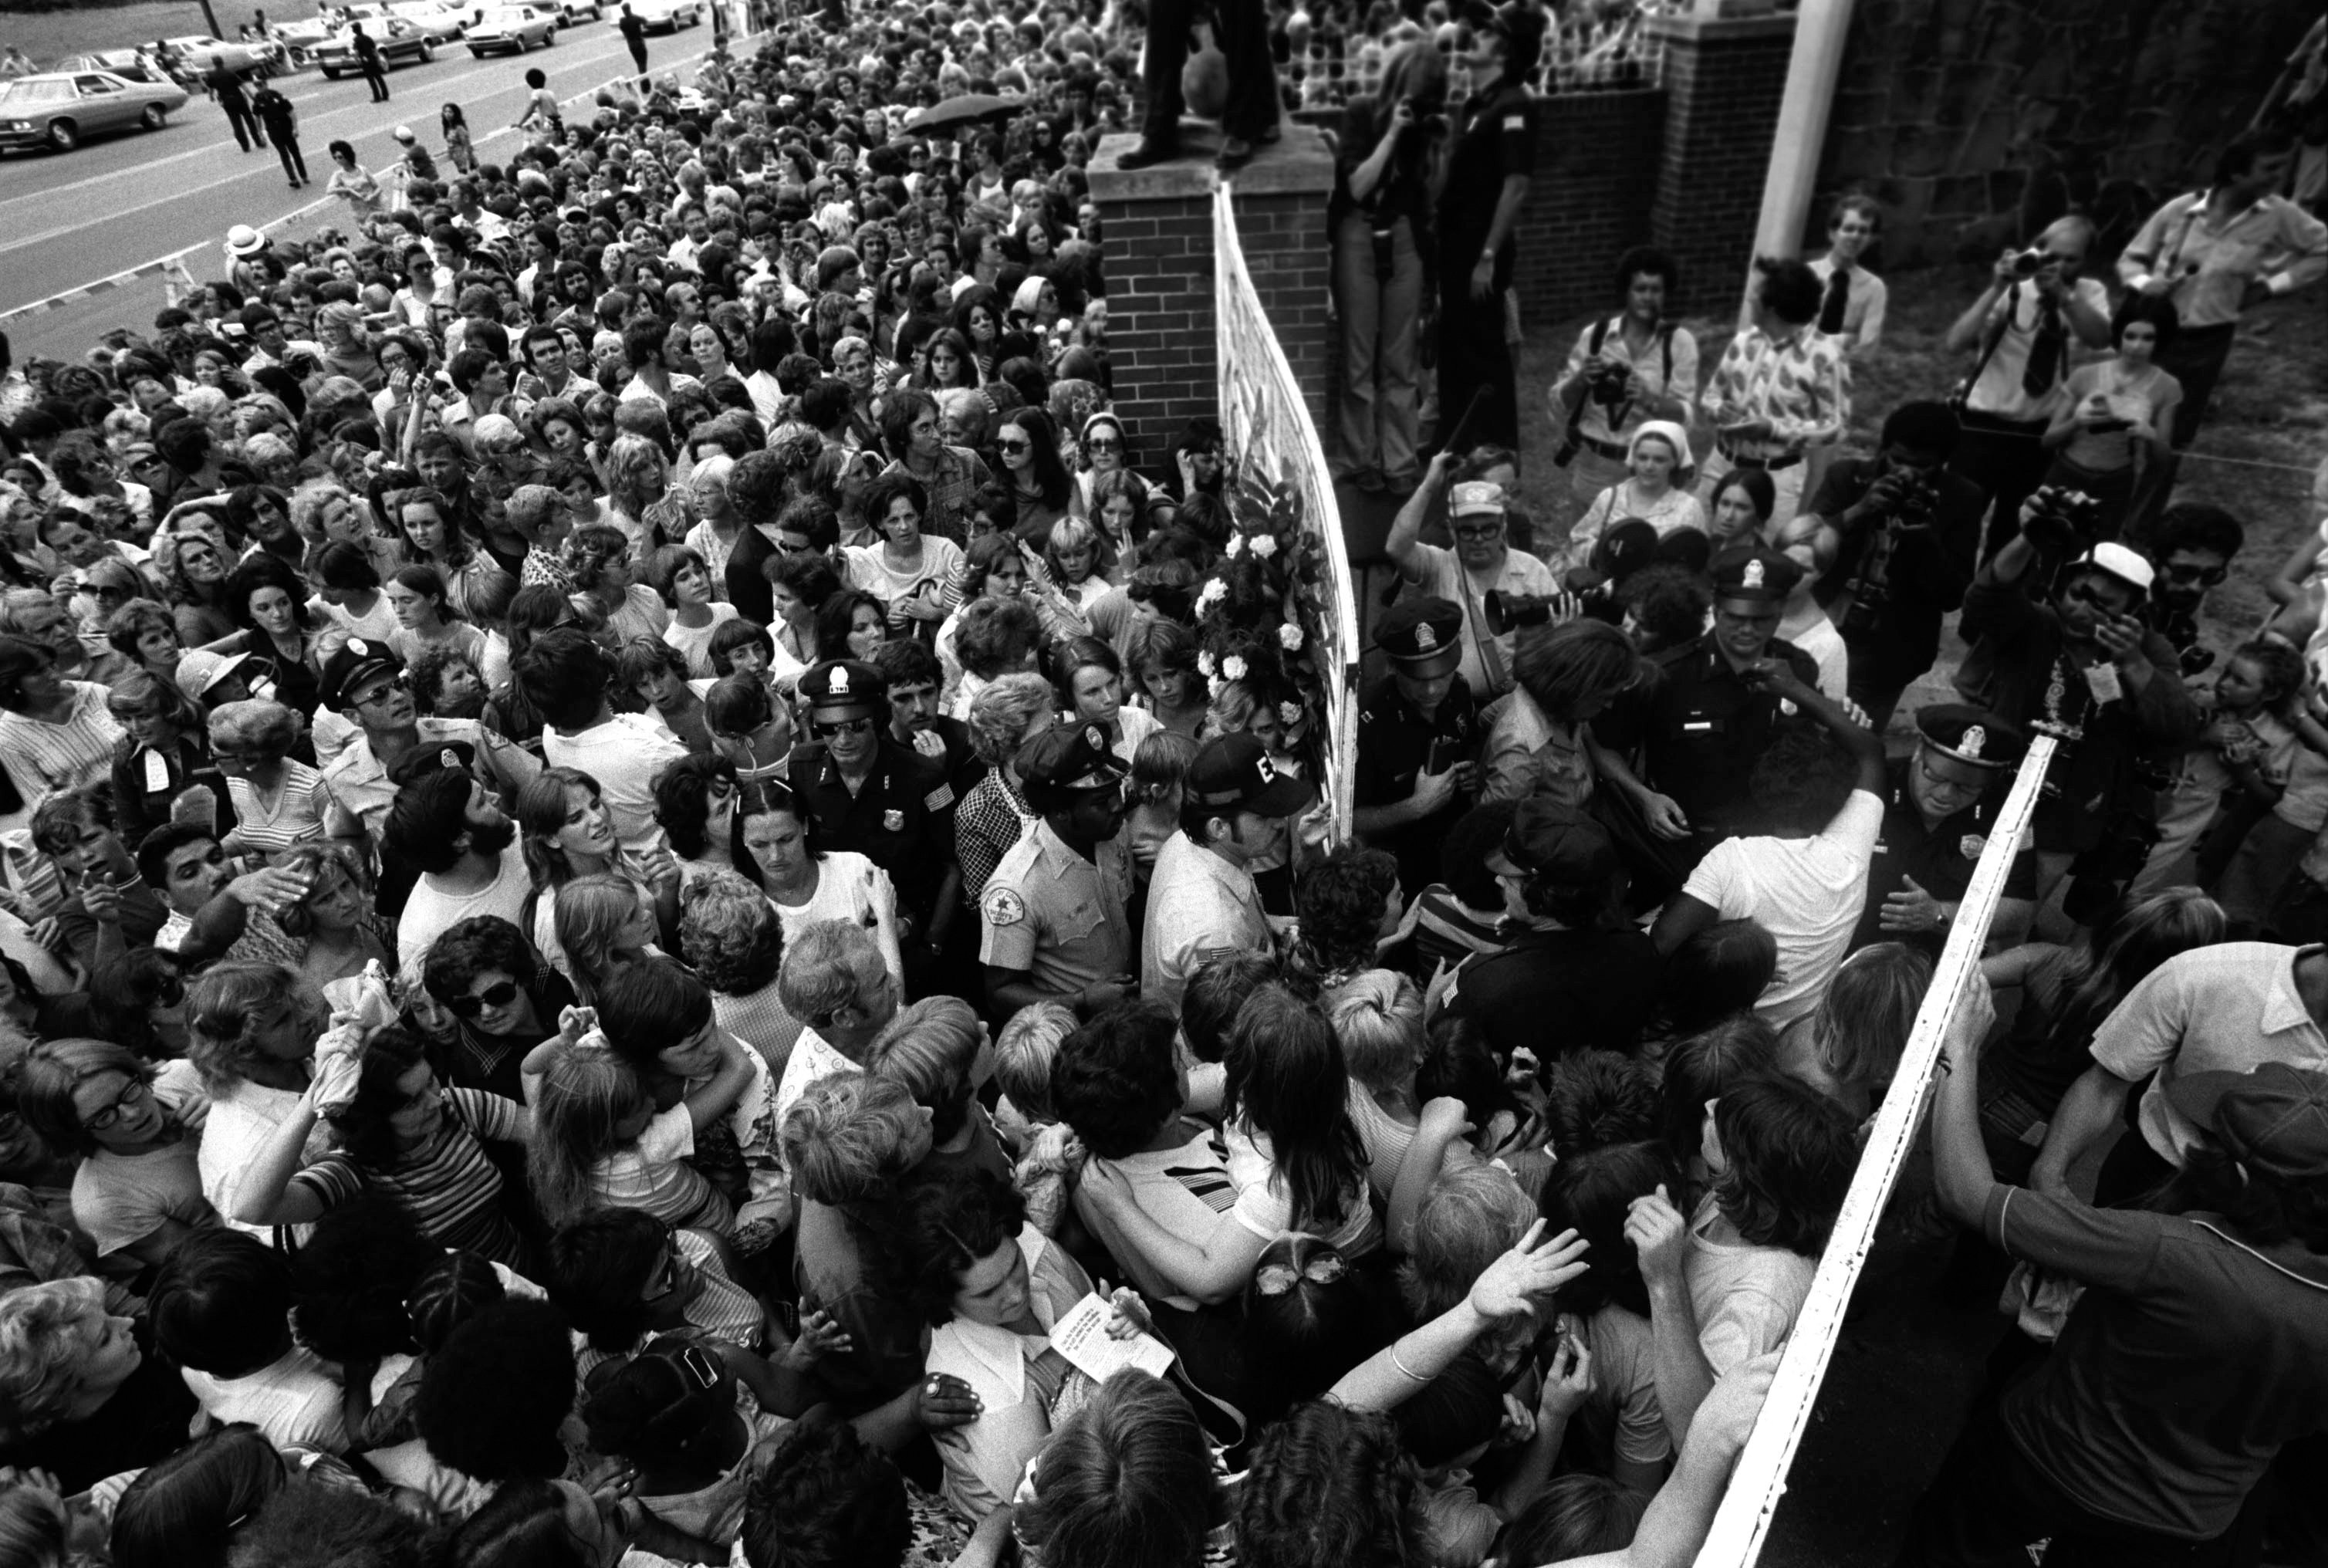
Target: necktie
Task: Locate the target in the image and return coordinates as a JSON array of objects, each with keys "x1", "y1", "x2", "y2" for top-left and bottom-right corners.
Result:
[
  {"x1": 1817, "y1": 264, "x2": 1850, "y2": 336},
  {"x1": 2023, "y1": 293, "x2": 2065, "y2": 398}
]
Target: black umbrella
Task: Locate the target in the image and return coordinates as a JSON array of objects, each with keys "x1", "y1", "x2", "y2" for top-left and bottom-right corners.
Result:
[{"x1": 904, "y1": 93, "x2": 1027, "y2": 133}]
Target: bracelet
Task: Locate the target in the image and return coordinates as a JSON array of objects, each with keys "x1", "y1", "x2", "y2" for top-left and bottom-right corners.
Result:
[{"x1": 1389, "y1": 1339, "x2": 1430, "y2": 1382}]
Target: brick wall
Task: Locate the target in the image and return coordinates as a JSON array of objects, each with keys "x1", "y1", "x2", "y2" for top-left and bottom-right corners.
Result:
[
  {"x1": 1090, "y1": 127, "x2": 1336, "y2": 476},
  {"x1": 1511, "y1": 88, "x2": 1668, "y2": 326},
  {"x1": 1647, "y1": 12, "x2": 1796, "y2": 312}
]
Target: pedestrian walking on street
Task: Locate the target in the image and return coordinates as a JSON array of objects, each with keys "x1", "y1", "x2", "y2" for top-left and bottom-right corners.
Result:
[
  {"x1": 352, "y1": 21, "x2": 390, "y2": 101},
  {"x1": 249, "y1": 79, "x2": 306, "y2": 187},
  {"x1": 210, "y1": 63, "x2": 265, "y2": 151},
  {"x1": 617, "y1": 3, "x2": 649, "y2": 81}
]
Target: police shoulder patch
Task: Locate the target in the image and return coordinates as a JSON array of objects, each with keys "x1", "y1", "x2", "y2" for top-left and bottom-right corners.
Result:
[{"x1": 983, "y1": 887, "x2": 1026, "y2": 926}]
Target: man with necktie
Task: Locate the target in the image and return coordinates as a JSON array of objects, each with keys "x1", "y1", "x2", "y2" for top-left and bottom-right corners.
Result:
[{"x1": 1808, "y1": 194, "x2": 1888, "y2": 357}]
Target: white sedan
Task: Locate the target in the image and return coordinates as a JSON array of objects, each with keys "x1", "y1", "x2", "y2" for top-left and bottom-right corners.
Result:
[
  {"x1": 466, "y1": 5, "x2": 559, "y2": 54},
  {"x1": 627, "y1": 0, "x2": 704, "y2": 32}
]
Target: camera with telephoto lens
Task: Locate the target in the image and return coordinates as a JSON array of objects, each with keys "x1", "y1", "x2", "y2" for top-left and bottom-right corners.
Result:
[
  {"x1": 1485, "y1": 590, "x2": 1560, "y2": 636},
  {"x1": 2020, "y1": 485, "x2": 2102, "y2": 554}
]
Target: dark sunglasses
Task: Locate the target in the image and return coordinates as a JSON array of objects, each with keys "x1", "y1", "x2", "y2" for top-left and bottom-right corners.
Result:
[
  {"x1": 814, "y1": 716, "x2": 875, "y2": 738},
  {"x1": 2161, "y1": 562, "x2": 2226, "y2": 586},
  {"x1": 446, "y1": 979, "x2": 522, "y2": 1017},
  {"x1": 995, "y1": 437, "x2": 1031, "y2": 454}
]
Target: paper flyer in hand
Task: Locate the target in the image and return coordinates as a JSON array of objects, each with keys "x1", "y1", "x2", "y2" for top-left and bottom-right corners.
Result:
[{"x1": 1047, "y1": 1294, "x2": 1174, "y2": 1384}]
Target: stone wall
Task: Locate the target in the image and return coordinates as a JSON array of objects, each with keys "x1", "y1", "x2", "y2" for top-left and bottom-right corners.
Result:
[{"x1": 1811, "y1": 0, "x2": 2321, "y2": 269}]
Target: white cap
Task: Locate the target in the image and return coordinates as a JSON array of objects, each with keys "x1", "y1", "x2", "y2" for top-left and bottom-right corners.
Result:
[
  {"x1": 394, "y1": 123, "x2": 416, "y2": 142},
  {"x1": 2078, "y1": 542, "x2": 2155, "y2": 594}
]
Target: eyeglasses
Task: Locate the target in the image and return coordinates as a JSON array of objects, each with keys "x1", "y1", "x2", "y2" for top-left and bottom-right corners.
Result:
[
  {"x1": 995, "y1": 437, "x2": 1030, "y2": 454},
  {"x1": 2161, "y1": 562, "x2": 2226, "y2": 586},
  {"x1": 814, "y1": 716, "x2": 875, "y2": 738},
  {"x1": 446, "y1": 978, "x2": 522, "y2": 1017},
  {"x1": 1087, "y1": 438, "x2": 1121, "y2": 452},
  {"x1": 83, "y1": 1076, "x2": 152, "y2": 1133},
  {"x1": 1255, "y1": 1249, "x2": 1347, "y2": 1296}
]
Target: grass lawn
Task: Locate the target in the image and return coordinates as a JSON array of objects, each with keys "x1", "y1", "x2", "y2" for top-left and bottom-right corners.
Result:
[{"x1": 1, "y1": 2, "x2": 248, "y2": 68}]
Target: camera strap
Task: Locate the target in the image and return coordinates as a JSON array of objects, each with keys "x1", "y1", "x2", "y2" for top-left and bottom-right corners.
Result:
[{"x1": 1461, "y1": 573, "x2": 1510, "y2": 695}]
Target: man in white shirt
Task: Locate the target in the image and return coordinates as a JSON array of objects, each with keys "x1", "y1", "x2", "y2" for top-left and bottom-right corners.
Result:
[
  {"x1": 385, "y1": 757, "x2": 529, "y2": 969},
  {"x1": 1140, "y1": 733, "x2": 1314, "y2": 1012},
  {"x1": 1385, "y1": 455, "x2": 1559, "y2": 700},
  {"x1": 769, "y1": 918, "x2": 900, "y2": 1127},
  {"x1": 517, "y1": 628, "x2": 688, "y2": 857},
  {"x1": 1807, "y1": 194, "x2": 1889, "y2": 356},
  {"x1": 1651, "y1": 654, "x2": 1889, "y2": 1032}
]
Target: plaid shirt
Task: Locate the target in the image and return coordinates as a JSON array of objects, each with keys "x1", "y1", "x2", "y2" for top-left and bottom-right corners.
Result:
[
  {"x1": 881, "y1": 444, "x2": 992, "y2": 543},
  {"x1": 955, "y1": 766, "x2": 1035, "y2": 904},
  {"x1": 1701, "y1": 323, "x2": 1850, "y2": 455}
]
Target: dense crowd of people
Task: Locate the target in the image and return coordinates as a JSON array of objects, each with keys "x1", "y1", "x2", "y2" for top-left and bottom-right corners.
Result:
[{"x1": 0, "y1": 1, "x2": 2324, "y2": 1566}]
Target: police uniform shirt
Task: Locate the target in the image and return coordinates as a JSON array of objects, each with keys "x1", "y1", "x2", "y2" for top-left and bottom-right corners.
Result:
[
  {"x1": 1850, "y1": 755, "x2": 2037, "y2": 953},
  {"x1": 1640, "y1": 632, "x2": 1821, "y2": 845},
  {"x1": 1141, "y1": 830, "x2": 1273, "y2": 1013},
  {"x1": 1355, "y1": 672, "x2": 1480, "y2": 891},
  {"x1": 1439, "y1": 78, "x2": 1538, "y2": 278},
  {"x1": 323, "y1": 718, "x2": 541, "y2": 841},
  {"x1": 790, "y1": 737, "x2": 958, "y2": 912},
  {"x1": 980, "y1": 818, "x2": 1134, "y2": 999}
]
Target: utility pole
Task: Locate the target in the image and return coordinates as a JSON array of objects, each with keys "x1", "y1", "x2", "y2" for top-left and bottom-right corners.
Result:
[{"x1": 196, "y1": 0, "x2": 225, "y2": 37}]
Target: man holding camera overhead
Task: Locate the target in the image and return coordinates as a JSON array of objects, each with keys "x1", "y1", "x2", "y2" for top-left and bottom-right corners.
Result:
[
  {"x1": 1942, "y1": 216, "x2": 2112, "y2": 562},
  {"x1": 1806, "y1": 400, "x2": 1986, "y2": 732},
  {"x1": 1384, "y1": 452, "x2": 1559, "y2": 701}
]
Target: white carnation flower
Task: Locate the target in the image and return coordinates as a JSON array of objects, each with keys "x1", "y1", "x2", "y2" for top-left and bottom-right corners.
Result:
[
  {"x1": 1197, "y1": 649, "x2": 1216, "y2": 677},
  {"x1": 1225, "y1": 532, "x2": 1245, "y2": 557},
  {"x1": 1249, "y1": 534, "x2": 1279, "y2": 559},
  {"x1": 1196, "y1": 579, "x2": 1228, "y2": 612},
  {"x1": 1221, "y1": 654, "x2": 1248, "y2": 682},
  {"x1": 1278, "y1": 623, "x2": 1305, "y2": 652}
]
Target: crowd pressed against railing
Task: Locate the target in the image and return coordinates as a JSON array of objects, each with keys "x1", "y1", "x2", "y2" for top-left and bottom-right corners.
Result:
[{"x1": 0, "y1": 3, "x2": 2322, "y2": 1566}]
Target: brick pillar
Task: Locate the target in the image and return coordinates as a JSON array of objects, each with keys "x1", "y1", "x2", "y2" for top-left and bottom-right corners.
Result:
[
  {"x1": 1511, "y1": 86, "x2": 1667, "y2": 328},
  {"x1": 1645, "y1": 8, "x2": 1796, "y2": 314},
  {"x1": 1089, "y1": 127, "x2": 1336, "y2": 475}
]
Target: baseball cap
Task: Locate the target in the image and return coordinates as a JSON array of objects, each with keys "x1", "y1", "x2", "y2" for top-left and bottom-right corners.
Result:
[
  {"x1": 2166, "y1": 1062, "x2": 2328, "y2": 1183},
  {"x1": 1186, "y1": 732, "x2": 1313, "y2": 819},
  {"x1": 174, "y1": 649, "x2": 251, "y2": 703},
  {"x1": 1449, "y1": 481, "x2": 1505, "y2": 520},
  {"x1": 1485, "y1": 796, "x2": 1618, "y2": 887},
  {"x1": 2076, "y1": 542, "x2": 2156, "y2": 595}
]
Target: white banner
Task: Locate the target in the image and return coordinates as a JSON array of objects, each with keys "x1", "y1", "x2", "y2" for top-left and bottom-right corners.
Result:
[{"x1": 1211, "y1": 183, "x2": 1360, "y2": 836}]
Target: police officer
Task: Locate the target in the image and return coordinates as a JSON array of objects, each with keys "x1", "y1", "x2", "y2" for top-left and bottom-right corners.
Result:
[
  {"x1": 1435, "y1": 1, "x2": 1544, "y2": 451},
  {"x1": 248, "y1": 79, "x2": 306, "y2": 188},
  {"x1": 1639, "y1": 546, "x2": 1823, "y2": 857},
  {"x1": 211, "y1": 64, "x2": 265, "y2": 153},
  {"x1": 981, "y1": 721, "x2": 1137, "y2": 1020},
  {"x1": 1354, "y1": 596, "x2": 1480, "y2": 895},
  {"x1": 1851, "y1": 705, "x2": 2037, "y2": 954},
  {"x1": 790, "y1": 658, "x2": 960, "y2": 983}
]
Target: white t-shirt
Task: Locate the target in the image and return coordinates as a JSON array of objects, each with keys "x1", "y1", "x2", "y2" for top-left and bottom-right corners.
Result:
[
  {"x1": 663, "y1": 601, "x2": 742, "y2": 678},
  {"x1": 765, "y1": 852, "x2": 903, "y2": 985},
  {"x1": 397, "y1": 841, "x2": 531, "y2": 970},
  {"x1": 542, "y1": 716, "x2": 689, "y2": 858},
  {"x1": 182, "y1": 1344, "x2": 348, "y2": 1455},
  {"x1": 200, "y1": 1076, "x2": 329, "y2": 1242},
  {"x1": 1776, "y1": 607, "x2": 1850, "y2": 700},
  {"x1": 1681, "y1": 789, "x2": 1884, "y2": 1031},
  {"x1": 1223, "y1": 1122, "x2": 1378, "y2": 1256},
  {"x1": 73, "y1": 1060, "x2": 212, "y2": 1258},
  {"x1": 1683, "y1": 1194, "x2": 1817, "y2": 1374}
]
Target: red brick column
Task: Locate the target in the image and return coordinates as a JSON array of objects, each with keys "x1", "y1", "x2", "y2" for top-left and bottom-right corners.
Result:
[
  {"x1": 1512, "y1": 86, "x2": 1668, "y2": 327},
  {"x1": 1646, "y1": 9, "x2": 1797, "y2": 313},
  {"x1": 1090, "y1": 128, "x2": 1336, "y2": 475}
]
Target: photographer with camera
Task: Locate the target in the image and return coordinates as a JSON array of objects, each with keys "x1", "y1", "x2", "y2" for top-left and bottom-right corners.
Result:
[
  {"x1": 1549, "y1": 247, "x2": 1700, "y2": 525},
  {"x1": 1942, "y1": 216, "x2": 2111, "y2": 561},
  {"x1": 1638, "y1": 546, "x2": 1825, "y2": 863},
  {"x1": 1330, "y1": 41, "x2": 1449, "y2": 495},
  {"x1": 1954, "y1": 508, "x2": 2199, "y2": 925},
  {"x1": 1805, "y1": 400, "x2": 1985, "y2": 731},
  {"x1": 1384, "y1": 451, "x2": 1560, "y2": 701}
]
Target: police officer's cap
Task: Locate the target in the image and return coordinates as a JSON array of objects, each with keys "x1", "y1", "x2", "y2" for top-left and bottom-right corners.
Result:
[
  {"x1": 1914, "y1": 704, "x2": 2026, "y2": 772},
  {"x1": 797, "y1": 658, "x2": 887, "y2": 721},
  {"x1": 319, "y1": 637, "x2": 405, "y2": 711},
  {"x1": 1709, "y1": 546, "x2": 1802, "y2": 612},
  {"x1": 1373, "y1": 597, "x2": 1463, "y2": 679},
  {"x1": 1484, "y1": 795, "x2": 1617, "y2": 887},
  {"x1": 387, "y1": 738, "x2": 478, "y2": 787},
  {"x1": 1015, "y1": 721, "x2": 1130, "y2": 802}
]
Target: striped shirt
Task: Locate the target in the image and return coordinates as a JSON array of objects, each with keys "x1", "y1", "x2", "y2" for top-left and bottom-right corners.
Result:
[
  {"x1": 0, "y1": 681, "x2": 124, "y2": 806},
  {"x1": 292, "y1": 1087, "x2": 526, "y2": 1269},
  {"x1": 225, "y1": 760, "x2": 335, "y2": 856}
]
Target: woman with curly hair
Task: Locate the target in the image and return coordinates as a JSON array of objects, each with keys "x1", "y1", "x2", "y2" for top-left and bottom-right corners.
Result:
[
  {"x1": 936, "y1": 533, "x2": 1083, "y2": 713},
  {"x1": 224, "y1": 840, "x2": 394, "y2": 990},
  {"x1": 954, "y1": 283, "x2": 1007, "y2": 383},
  {"x1": 816, "y1": 588, "x2": 890, "y2": 664},
  {"x1": 104, "y1": 596, "x2": 184, "y2": 683},
  {"x1": 1480, "y1": 617, "x2": 1647, "y2": 810},
  {"x1": 1293, "y1": 846, "x2": 1402, "y2": 990},
  {"x1": 207, "y1": 698, "x2": 332, "y2": 857},
  {"x1": 767, "y1": 552, "x2": 841, "y2": 667},
  {"x1": 390, "y1": 489, "x2": 515, "y2": 626},
  {"x1": 0, "y1": 1275, "x2": 195, "y2": 1492},
  {"x1": 154, "y1": 523, "x2": 242, "y2": 645},
  {"x1": 680, "y1": 867, "x2": 802, "y2": 1074},
  {"x1": 15, "y1": 1038, "x2": 215, "y2": 1273},
  {"x1": 563, "y1": 522, "x2": 673, "y2": 646},
  {"x1": 184, "y1": 961, "x2": 331, "y2": 1242},
  {"x1": 602, "y1": 432, "x2": 677, "y2": 562},
  {"x1": 654, "y1": 751, "x2": 742, "y2": 884}
]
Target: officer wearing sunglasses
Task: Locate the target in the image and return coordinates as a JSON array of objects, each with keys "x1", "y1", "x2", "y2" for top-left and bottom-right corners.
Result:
[{"x1": 788, "y1": 659, "x2": 961, "y2": 983}]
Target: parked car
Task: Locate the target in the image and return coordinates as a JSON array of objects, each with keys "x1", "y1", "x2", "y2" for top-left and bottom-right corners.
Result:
[
  {"x1": 383, "y1": 2, "x2": 471, "y2": 43},
  {"x1": 161, "y1": 35, "x2": 288, "y2": 75},
  {"x1": 627, "y1": 0, "x2": 704, "y2": 32},
  {"x1": 51, "y1": 49, "x2": 183, "y2": 87},
  {"x1": 311, "y1": 15, "x2": 438, "y2": 75},
  {"x1": 465, "y1": 5, "x2": 557, "y2": 53},
  {"x1": 549, "y1": 0, "x2": 600, "y2": 24},
  {"x1": 0, "y1": 71, "x2": 189, "y2": 154},
  {"x1": 271, "y1": 15, "x2": 342, "y2": 66}
]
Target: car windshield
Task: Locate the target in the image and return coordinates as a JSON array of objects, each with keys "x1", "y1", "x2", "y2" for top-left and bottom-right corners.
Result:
[{"x1": 0, "y1": 79, "x2": 74, "y2": 101}]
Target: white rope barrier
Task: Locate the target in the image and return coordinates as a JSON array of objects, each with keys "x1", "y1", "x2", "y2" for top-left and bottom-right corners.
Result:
[{"x1": 1691, "y1": 732, "x2": 2059, "y2": 1567}]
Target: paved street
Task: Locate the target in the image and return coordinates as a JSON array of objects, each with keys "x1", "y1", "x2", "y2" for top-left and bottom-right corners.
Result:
[{"x1": 0, "y1": 15, "x2": 723, "y2": 360}]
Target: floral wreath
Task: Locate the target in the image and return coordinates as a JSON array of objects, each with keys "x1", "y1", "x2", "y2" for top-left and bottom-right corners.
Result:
[{"x1": 1189, "y1": 451, "x2": 1333, "y2": 769}]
